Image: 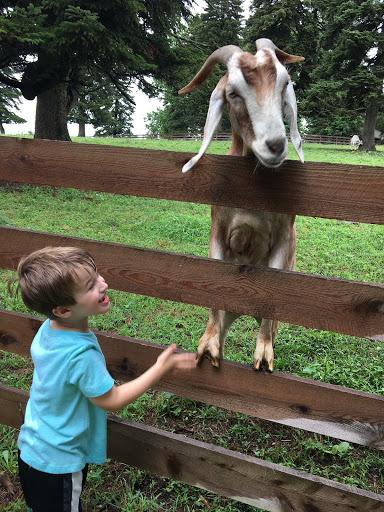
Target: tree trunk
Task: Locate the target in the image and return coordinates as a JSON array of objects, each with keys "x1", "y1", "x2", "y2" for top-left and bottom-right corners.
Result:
[
  {"x1": 77, "y1": 119, "x2": 86, "y2": 137},
  {"x1": 0, "y1": 122, "x2": 4, "y2": 134},
  {"x1": 34, "y1": 83, "x2": 71, "y2": 141},
  {"x1": 360, "y1": 97, "x2": 377, "y2": 151}
]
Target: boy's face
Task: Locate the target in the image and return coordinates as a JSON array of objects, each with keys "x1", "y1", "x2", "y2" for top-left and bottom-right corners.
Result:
[{"x1": 71, "y1": 270, "x2": 110, "y2": 318}]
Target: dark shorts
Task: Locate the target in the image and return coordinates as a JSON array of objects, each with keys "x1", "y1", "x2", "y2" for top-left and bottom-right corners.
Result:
[{"x1": 18, "y1": 451, "x2": 88, "y2": 512}]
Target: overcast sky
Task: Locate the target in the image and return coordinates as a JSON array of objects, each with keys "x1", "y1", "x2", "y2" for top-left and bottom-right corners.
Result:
[{"x1": 4, "y1": 85, "x2": 162, "y2": 137}]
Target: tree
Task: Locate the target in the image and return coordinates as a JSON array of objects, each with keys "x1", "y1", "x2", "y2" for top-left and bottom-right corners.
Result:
[
  {"x1": 243, "y1": 0, "x2": 383, "y2": 146},
  {"x1": 146, "y1": 0, "x2": 244, "y2": 134},
  {"x1": 304, "y1": 0, "x2": 383, "y2": 146},
  {"x1": 0, "y1": 78, "x2": 25, "y2": 134},
  {"x1": 67, "y1": 79, "x2": 134, "y2": 137},
  {"x1": 0, "y1": 1, "x2": 192, "y2": 140},
  {"x1": 243, "y1": 0, "x2": 322, "y2": 132}
]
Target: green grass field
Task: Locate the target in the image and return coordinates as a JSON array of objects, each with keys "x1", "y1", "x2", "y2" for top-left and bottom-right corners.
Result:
[{"x1": 0, "y1": 137, "x2": 383, "y2": 511}]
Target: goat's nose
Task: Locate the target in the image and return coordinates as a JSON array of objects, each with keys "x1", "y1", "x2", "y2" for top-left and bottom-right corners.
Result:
[{"x1": 266, "y1": 138, "x2": 286, "y2": 156}]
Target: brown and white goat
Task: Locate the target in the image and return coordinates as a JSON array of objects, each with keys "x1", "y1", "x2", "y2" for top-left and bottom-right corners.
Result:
[{"x1": 179, "y1": 39, "x2": 304, "y2": 372}]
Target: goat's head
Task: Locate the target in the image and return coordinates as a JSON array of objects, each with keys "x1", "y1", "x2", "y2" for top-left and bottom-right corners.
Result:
[{"x1": 178, "y1": 39, "x2": 304, "y2": 173}]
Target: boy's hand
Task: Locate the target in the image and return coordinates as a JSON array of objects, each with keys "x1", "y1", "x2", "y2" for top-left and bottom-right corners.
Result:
[{"x1": 156, "y1": 343, "x2": 197, "y2": 374}]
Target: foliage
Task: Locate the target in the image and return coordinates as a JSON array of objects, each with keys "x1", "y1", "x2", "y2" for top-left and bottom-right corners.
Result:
[
  {"x1": 0, "y1": 0, "x2": 192, "y2": 139},
  {"x1": 243, "y1": 0, "x2": 384, "y2": 142},
  {"x1": 0, "y1": 76, "x2": 25, "y2": 130},
  {"x1": 301, "y1": 0, "x2": 384, "y2": 141},
  {"x1": 243, "y1": 0, "x2": 318, "y2": 89},
  {"x1": 68, "y1": 78, "x2": 134, "y2": 136},
  {"x1": 146, "y1": 0, "x2": 244, "y2": 134}
]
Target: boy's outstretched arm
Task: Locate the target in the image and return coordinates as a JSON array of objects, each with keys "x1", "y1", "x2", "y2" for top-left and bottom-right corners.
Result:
[{"x1": 89, "y1": 344, "x2": 196, "y2": 412}]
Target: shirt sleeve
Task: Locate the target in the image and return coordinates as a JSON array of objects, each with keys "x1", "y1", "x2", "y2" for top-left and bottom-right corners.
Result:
[{"x1": 68, "y1": 347, "x2": 114, "y2": 398}]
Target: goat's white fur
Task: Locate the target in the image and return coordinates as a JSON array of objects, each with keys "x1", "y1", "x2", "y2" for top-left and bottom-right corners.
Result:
[
  {"x1": 350, "y1": 135, "x2": 362, "y2": 150},
  {"x1": 179, "y1": 40, "x2": 304, "y2": 371}
]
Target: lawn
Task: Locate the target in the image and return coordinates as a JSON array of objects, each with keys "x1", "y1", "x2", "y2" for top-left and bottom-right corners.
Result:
[{"x1": 0, "y1": 137, "x2": 383, "y2": 511}]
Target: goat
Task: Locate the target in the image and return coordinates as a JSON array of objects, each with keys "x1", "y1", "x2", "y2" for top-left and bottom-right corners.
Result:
[
  {"x1": 350, "y1": 134, "x2": 362, "y2": 150},
  {"x1": 178, "y1": 39, "x2": 304, "y2": 372}
]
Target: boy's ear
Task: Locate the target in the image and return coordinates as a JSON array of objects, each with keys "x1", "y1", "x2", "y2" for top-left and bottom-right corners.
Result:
[{"x1": 52, "y1": 305, "x2": 73, "y2": 319}]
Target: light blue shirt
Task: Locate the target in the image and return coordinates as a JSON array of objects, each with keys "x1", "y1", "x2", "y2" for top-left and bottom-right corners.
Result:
[{"x1": 18, "y1": 319, "x2": 114, "y2": 474}]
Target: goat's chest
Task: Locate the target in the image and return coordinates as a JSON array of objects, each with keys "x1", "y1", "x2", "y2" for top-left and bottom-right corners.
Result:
[{"x1": 210, "y1": 206, "x2": 295, "y2": 265}]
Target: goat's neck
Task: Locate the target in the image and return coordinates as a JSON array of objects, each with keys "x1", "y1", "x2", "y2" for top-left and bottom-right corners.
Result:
[
  {"x1": 228, "y1": 129, "x2": 245, "y2": 156},
  {"x1": 228, "y1": 129, "x2": 253, "y2": 157}
]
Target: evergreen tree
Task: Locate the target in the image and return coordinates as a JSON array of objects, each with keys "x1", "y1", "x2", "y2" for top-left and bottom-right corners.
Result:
[
  {"x1": 243, "y1": 0, "x2": 319, "y2": 101},
  {"x1": 244, "y1": 0, "x2": 383, "y2": 146},
  {"x1": 146, "y1": 0, "x2": 244, "y2": 134},
  {"x1": 67, "y1": 79, "x2": 134, "y2": 137},
  {"x1": 0, "y1": 78, "x2": 25, "y2": 133},
  {"x1": 0, "y1": 1, "x2": 191, "y2": 140},
  {"x1": 308, "y1": 0, "x2": 383, "y2": 148}
]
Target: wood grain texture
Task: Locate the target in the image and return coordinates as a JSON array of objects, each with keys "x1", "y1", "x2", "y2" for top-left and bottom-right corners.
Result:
[
  {"x1": 1, "y1": 226, "x2": 383, "y2": 339},
  {"x1": 1, "y1": 309, "x2": 383, "y2": 449},
  {"x1": 1, "y1": 383, "x2": 383, "y2": 512},
  {"x1": 0, "y1": 136, "x2": 383, "y2": 224}
]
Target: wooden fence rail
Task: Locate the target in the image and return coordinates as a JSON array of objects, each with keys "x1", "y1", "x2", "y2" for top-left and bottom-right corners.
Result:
[
  {"x1": 119, "y1": 133, "x2": 356, "y2": 145},
  {"x1": 0, "y1": 136, "x2": 383, "y2": 511}
]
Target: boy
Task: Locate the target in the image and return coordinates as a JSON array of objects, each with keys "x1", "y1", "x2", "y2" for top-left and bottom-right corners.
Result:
[{"x1": 9, "y1": 246, "x2": 196, "y2": 512}]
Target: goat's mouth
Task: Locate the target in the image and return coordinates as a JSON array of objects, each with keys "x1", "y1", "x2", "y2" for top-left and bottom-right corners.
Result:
[
  {"x1": 257, "y1": 158, "x2": 284, "y2": 169},
  {"x1": 256, "y1": 154, "x2": 286, "y2": 169},
  {"x1": 251, "y1": 140, "x2": 287, "y2": 169}
]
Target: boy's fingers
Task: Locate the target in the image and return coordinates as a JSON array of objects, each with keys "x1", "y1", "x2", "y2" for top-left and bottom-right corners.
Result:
[{"x1": 174, "y1": 353, "x2": 197, "y2": 369}]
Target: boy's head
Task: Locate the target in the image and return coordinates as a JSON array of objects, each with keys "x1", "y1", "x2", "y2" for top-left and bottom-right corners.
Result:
[{"x1": 10, "y1": 246, "x2": 98, "y2": 320}]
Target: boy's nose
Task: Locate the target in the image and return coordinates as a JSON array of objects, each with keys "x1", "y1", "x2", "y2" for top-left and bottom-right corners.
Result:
[{"x1": 98, "y1": 275, "x2": 108, "y2": 288}]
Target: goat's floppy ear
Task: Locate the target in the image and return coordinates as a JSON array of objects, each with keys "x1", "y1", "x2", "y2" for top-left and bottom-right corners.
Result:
[
  {"x1": 181, "y1": 77, "x2": 226, "y2": 173},
  {"x1": 284, "y1": 80, "x2": 304, "y2": 163}
]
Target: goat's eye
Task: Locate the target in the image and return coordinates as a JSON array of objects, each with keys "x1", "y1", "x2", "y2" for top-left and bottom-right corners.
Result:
[{"x1": 227, "y1": 90, "x2": 238, "y2": 99}]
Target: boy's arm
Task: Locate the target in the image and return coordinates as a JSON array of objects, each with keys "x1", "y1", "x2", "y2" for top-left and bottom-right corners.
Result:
[{"x1": 89, "y1": 344, "x2": 196, "y2": 412}]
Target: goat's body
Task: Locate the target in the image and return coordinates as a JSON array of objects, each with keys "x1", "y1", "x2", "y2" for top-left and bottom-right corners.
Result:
[
  {"x1": 197, "y1": 147, "x2": 296, "y2": 371},
  {"x1": 179, "y1": 39, "x2": 304, "y2": 371},
  {"x1": 350, "y1": 135, "x2": 362, "y2": 150}
]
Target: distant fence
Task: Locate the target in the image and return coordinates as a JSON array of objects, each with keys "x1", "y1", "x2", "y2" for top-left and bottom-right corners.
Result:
[
  {"x1": 0, "y1": 136, "x2": 384, "y2": 511},
  {"x1": 121, "y1": 133, "x2": 355, "y2": 145}
]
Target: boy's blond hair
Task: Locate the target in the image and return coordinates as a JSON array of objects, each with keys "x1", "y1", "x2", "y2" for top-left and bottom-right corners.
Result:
[{"x1": 9, "y1": 246, "x2": 97, "y2": 319}]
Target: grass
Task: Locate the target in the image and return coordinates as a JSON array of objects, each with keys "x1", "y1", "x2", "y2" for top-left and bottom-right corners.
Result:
[{"x1": 0, "y1": 137, "x2": 383, "y2": 510}]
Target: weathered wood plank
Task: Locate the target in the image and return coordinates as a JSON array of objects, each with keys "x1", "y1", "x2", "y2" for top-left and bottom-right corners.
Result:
[
  {"x1": 0, "y1": 137, "x2": 383, "y2": 224},
  {"x1": 1, "y1": 226, "x2": 383, "y2": 339},
  {"x1": 1, "y1": 384, "x2": 383, "y2": 512},
  {"x1": 2, "y1": 309, "x2": 384, "y2": 449},
  {"x1": 108, "y1": 416, "x2": 384, "y2": 512},
  {"x1": 0, "y1": 383, "x2": 28, "y2": 429}
]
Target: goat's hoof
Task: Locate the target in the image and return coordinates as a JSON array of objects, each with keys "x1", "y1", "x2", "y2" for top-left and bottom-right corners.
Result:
[
  {"x1": 253, "y1": 359, "x2": 273, "y2": 373},
  {"x1": 195, "y1": 351, "x2": 220, "y2": 368}
]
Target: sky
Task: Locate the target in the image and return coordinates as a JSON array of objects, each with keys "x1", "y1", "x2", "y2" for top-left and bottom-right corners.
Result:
[
  {"x1": 3, "y1": 86, "x2": 162, "y2": 137},
  {"x1": 3, "y1": 0, "x2": 251, "y2": 137}
]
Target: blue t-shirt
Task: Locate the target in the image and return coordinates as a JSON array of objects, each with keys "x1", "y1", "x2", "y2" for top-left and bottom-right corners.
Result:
[{"x1": 18, "y1": 319, "x2": 115, "y2": 474}]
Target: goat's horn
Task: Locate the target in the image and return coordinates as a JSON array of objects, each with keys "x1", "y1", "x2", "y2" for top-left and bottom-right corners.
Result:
[
  {"x1": 256, "y1": 38, "x2": 305, "y2": 64},
  {"x1": 178, "y1": 45, "x2": 243, "y2": 95}
]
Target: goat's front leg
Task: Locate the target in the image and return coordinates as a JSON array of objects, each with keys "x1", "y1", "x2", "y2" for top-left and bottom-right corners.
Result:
[
  {"x1": 253, "y1": 318, "x2": 278, "y2": 372},
  {"x1": 196, "y1": 309, "x2": 240, "y2": 367}
]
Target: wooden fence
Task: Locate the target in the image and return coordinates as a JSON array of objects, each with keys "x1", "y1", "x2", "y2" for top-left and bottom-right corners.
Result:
[
  {"x1": 0, "y1": 136, "x2": 384, "y2": 511},
  {"x1": 122, "y1": 133, "x2": 354, "y2": 145}
]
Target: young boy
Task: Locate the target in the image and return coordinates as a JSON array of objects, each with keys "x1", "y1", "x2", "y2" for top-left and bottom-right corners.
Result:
[{"x1": 9, "y1": 246, "x2": 196, "y2": 512}]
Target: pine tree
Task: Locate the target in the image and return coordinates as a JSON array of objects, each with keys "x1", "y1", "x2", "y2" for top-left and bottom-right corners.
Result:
[
  {"x1": 146, "y1": 0, "x2": 244, "y2": 134},
  {"x1": 243, "y1": 0, "x2": 319, "y2": 98},
  {"x1": 0, "y1": 1, "x2": 191, "y2": 140},
  {"x1": 309, "y1": 0, "x2": 383, "y2": 148},
  {"x1": 67, "y1": 78, "x2": 134, "y2": 137},
  {"x1": 0, "y1": 79, "x2": 25, "y2": 133}
]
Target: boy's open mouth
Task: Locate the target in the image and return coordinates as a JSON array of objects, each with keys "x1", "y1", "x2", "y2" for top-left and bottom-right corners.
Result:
[{"x1": 99, "y1": 294, "x2": 109, "y2": 304}]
